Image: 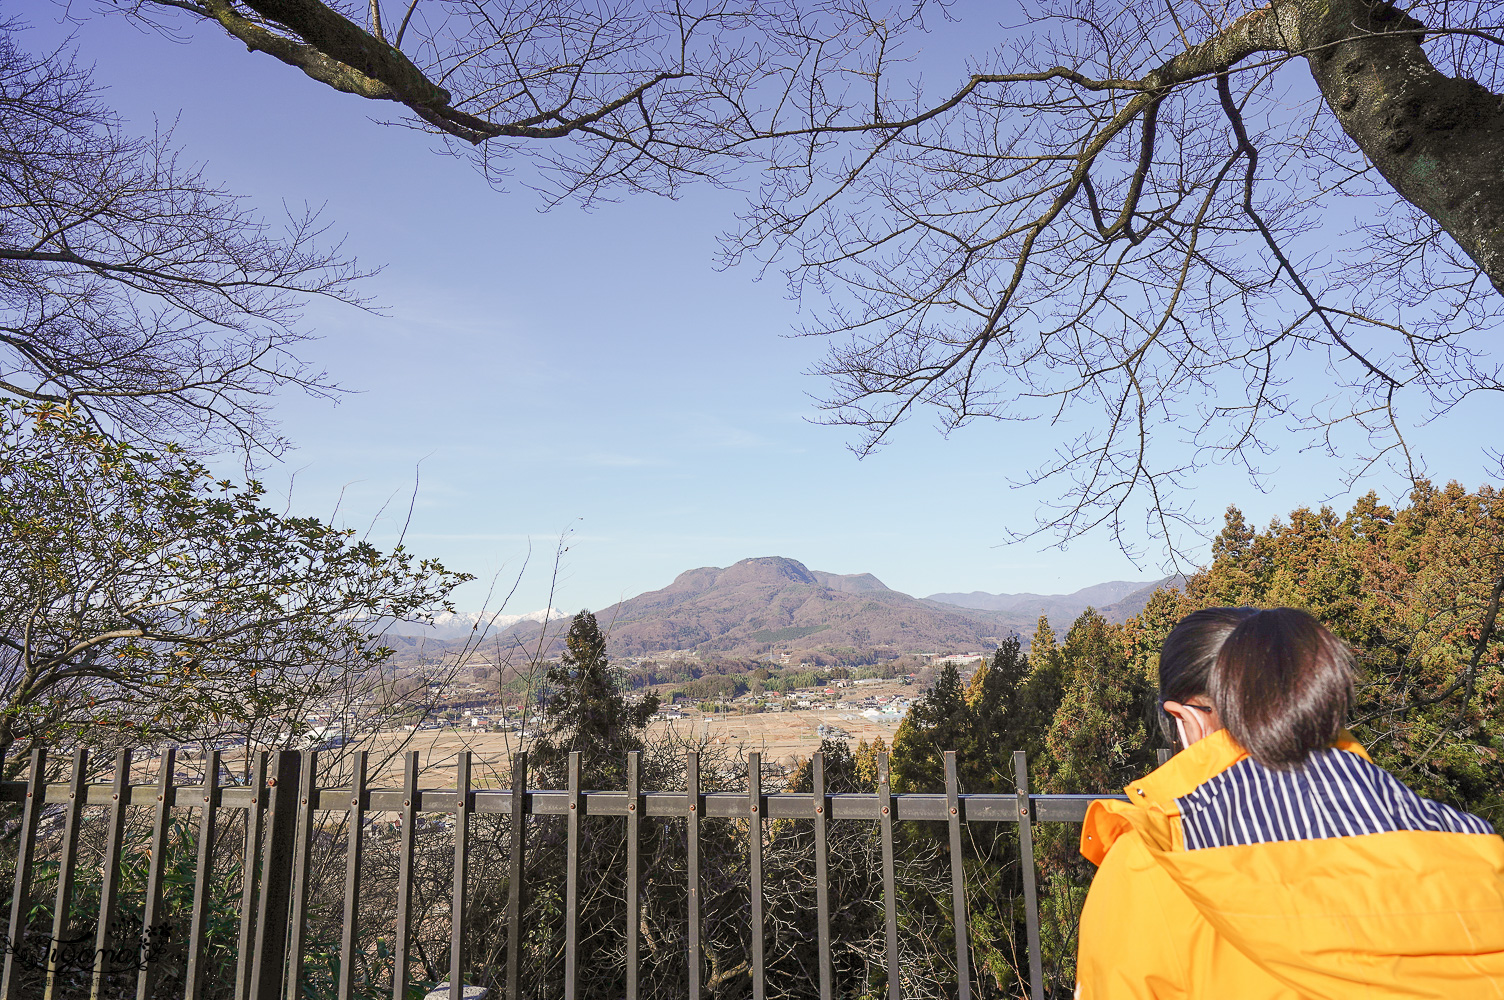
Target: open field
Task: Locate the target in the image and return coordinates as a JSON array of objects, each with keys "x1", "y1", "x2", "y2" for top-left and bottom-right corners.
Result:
[
  {"x1": 647, "y1": 709, "x2": 903, "y2": 767},
  {"x1": 153, "y1": 676, "x2": 918, "y2": 791},
  {"x1": 342, "y1": 707, "x2": 904, "y2": 789}
]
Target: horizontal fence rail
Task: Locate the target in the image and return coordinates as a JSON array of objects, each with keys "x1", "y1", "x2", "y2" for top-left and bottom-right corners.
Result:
[
  {"x1": 0, "y1": 783, "x2": 1119, "y2": 822},
  {"x1": 0, "y1": 746, "x2": 1149, "y2": 1000}
]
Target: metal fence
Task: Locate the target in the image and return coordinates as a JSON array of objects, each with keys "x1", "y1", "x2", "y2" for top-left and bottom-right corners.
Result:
[{"x1": 0, "y1": 744, "x2": 1157, "y2": 1000}]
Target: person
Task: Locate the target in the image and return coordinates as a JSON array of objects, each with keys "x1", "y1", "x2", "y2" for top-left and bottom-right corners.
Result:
[{"x1": 1075, "y1": 607, "x2": 1504, "y2": 999}]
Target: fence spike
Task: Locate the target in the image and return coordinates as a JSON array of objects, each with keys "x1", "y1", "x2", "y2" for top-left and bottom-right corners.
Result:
[
  {"x1": 249, "y1": 750, "x2": 300, "y2": 1000},
  {"x1": 505, "y1": 750, "x2": 527, "y2": 1000},
  {"x1": 1, "y1": 748, "x2": 46, "y2": 1000},
  {"x1": 625, "y1": 750, "x2": 640, "y2": 1000},
  {"x1": 135, "y1": 748, "x2": 176, "y2": 1000},
  {"x1": 749, "y1": 751, "x2": 765, "y2": 1000},
  {"x1": 234, "y1": 751, "x2": 268, "y2": 1000},
  {"x1": 394, "y1": 751, "x2": 420, "y2": 1000},
  {"x1": 687, "y1": 749, "x2": 701, "y2": 1000},
  {"x1": 878, "y1": 752, "x2": 901, "y2": 1000},
  {"x1": 184, "y1": 750, "x2": 221, "y2": 1000},
  {"x1": 90, "y1": 748, "x2": 132, "y2": 1000},
  {"x1": 812, "y1": 752, "x2": 832, "y2": 1000},
  {"x1": 1014, "y1": 751, "x2": 1044, "y2": 1000},
  {"x1": 338, "y1": 750, "x2": 368, "y2": 1000},
  {"x1": 44, "y1": 748, "x2": 88, "y2": 1000},
  {"x1": 450, "y1": 750, "x2": 472, "y2": 1000},
  {"x1": 944, "y1": 752, "x2": 972, "y2": 1000},
  {"x1": 565, "y1": 751, "x2": 582, "y2": 1000},
  {"x1": 286, "y1": 749, "x2": 320, "y2": 1000}
]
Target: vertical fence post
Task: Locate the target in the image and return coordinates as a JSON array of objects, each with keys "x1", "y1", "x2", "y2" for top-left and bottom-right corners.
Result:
[
  {"x1": 686, "y1": 750, "x2": 701, "y2": 1000},
  {"x1": 1, "y1": 748, "x2": 46, "y2": 1000},
  {"x1": 624, "y1": 751, "x2": 640, "y2": 1000},
  {"x1": 0, "y1": 740, "x2": 1135, "y2": 1000},
  {"x1": 393, "y1": 751, "x2": 420, "y2": 1000},
  {"x1": 1013, "y1": 751, "x2": 1044, "y2": 1000},
  {"x1": 286, "y1": 749, "x2": 319, "y2": 1000},
  {"x1": 564, "y1": 751, "x2": 581, "y2": 1000},
  {"x1": 748, "y1": 752, "x2": 765, "y2": 1000},
  {"x1": 44, "y1": 748, "x2": 88, "y2": 1000},
  {"x1": 135, "y1": 748, "x2": 176, "y2": 1000},
  {"x1": 877, "y1": 753, "x2": 900, "y2": 1000},
  {"x1": 90, "y1": 748, "x2": 133, "y2": 1000},
  {"x1": 450, "y1": 750, "x2": 472, "y2": 1000},
  {"x1": 1156, "y1": 748, "x2": 1172, "y2": 767},
  {"x1": 235, "y1": 751, "x2": 269, "y2": 1000},
  {"x1": 338, "y1": 750, "x2": 368, "y2": 1000},
  {"x1": 505, "y1": 750, "x2": 527, "y2": 1000},
  {"x1": 943, "y1": 752, "x2": 971, "y2": 1000},
  {"x1": 184, "y1": 750, "x2": 221, "y2": 1000},
  {"x1": 811, "y1": 752, "x2": 832, "y2": 1000},
  {"x1": 249, "y1": 750, "x2": 300, "y2": 1000}
]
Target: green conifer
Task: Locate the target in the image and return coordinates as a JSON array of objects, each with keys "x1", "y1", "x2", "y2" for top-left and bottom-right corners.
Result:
[{"x1": 531, "y1": 610, "x2": 659, "y2": 787}]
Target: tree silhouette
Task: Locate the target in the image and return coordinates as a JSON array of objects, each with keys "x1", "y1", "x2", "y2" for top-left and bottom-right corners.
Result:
[{"x1": 530, "y1": 610, "x2": 658, "y2": 787}]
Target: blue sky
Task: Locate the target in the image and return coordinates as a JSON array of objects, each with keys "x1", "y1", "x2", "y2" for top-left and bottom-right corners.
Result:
[{"x1": 29, "y1": 6, "x2": 1503, "y2": 615}]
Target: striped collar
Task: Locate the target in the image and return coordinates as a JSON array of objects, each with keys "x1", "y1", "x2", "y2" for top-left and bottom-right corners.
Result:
[
  {"x1": 1176, "y1": 744, "x2": 1494, "y2": 849},
  {"x1": 1122, "y1": 728, "x2": 1371, "y2": 813}
]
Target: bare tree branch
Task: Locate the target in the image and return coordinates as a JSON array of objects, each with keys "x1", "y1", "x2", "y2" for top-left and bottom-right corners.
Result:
[
  {"x1": 0, "y1": 26, "x2": 369, "y2": 456},
  {"x1": 719, "y1": 0, "x2": 1504, "y2": 560}
]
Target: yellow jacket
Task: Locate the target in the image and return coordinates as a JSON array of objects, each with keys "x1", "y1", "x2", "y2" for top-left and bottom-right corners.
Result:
[{"x1": 1075, "y1": 729, "x2": 1504, "y2": 999}]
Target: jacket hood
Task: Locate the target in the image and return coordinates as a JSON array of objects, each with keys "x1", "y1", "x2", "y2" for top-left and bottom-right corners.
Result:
[{"x1": 1081, "y1": 730, "x2": 1504, "y2": 999}]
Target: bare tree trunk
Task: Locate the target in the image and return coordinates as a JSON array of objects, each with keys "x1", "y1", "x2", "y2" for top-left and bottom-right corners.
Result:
[{"x1": 1290, "y1": 0, "x2": 1504, "y2": 292}]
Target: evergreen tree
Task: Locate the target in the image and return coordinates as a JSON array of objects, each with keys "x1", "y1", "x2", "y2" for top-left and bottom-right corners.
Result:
[
  {"x1": 962, "y1": 636, "x2": 1035, "y2": 791},
  {"x1": 854, "y1": 736, "x2": 886, "y2": 791},
  {"x1": 1191, "y1": 487, "x2": 1504, "y2": 818},
  {"x1": 1205, "y1": 504, "x2": 1262, "y2": 604},
  {"x1": 1028, "y1": 615, "x2": 1058, "y2": 663},
  {"x1": 1013, "y1": 618, "x2": 1068, "y2": 765},
  {"x1": 890, "y1": 661, "x2": 971, "y2": 792},
  {"x1": 787, "y1": 737, "x2": 873, "y2": 794},
  {"x1": 1040, "y1": 609, "x2": 1154, "y2": 794},
  {"x1": 1122, "y1": 587, "x2": 1197, "y2": 752},
  {"x1": 531, "y1": 610, "x2": 658, "y2": 787},
  {"x1": 487, "y1": 612, "x2": 663, "y2": 1000}
]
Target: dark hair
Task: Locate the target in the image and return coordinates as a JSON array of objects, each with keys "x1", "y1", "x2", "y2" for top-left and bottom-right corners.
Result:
[
  {"x1": 1210, "y1": 608, "x2": 1354, "y2": 770},
  {"x1": 1157, "y1": 607, "x2": 1258, "y2": 748}
]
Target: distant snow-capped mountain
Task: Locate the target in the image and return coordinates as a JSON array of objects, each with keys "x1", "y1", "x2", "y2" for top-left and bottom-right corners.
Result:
[{"x1": 384, "y1": 608, "x2": 563, "y2": 640}]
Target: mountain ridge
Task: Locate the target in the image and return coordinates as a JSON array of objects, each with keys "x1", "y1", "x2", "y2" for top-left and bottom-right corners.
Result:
[
  {"x1": 385, "y1": 607, "x2": 563, "y2": 641},
  {"x1": 493, "y1": 557, "x2": 1182, "y2": 658},
  {"x1": 926, "y1": 580, "x2": 1145, "y2": 613}
]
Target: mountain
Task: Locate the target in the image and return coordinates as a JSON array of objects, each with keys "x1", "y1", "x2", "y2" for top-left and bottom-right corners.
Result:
[
  {"x1": 810, "y1": 570, "x2": 890, "y2": 594},
  {"x1": 1097, "y1": 575, "x2": 1187, "y2": 621},
  {"x1": 384, "y1": 608, "x2": 564, "y2": 641},
  {"x1": 925, "y1": 576, "x2": 1185, "y2": 635},
  {"x1": 926, "y1": 580, "x2": 1146, "y2": 616},
  {"x1": 504, "y1": 556, "x2": 1008, "y2": 657},
  {"x1": 454, "y1": 563, "x2": 1190, "y2": 660}
]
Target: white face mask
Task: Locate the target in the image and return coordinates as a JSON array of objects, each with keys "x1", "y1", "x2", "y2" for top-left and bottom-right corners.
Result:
[{"x1": 1176, "y1": 717, "x2": 1191, "y2": 750}]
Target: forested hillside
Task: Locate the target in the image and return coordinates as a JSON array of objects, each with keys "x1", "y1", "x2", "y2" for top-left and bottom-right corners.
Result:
[{"x1": 1188, "y1": 482, "x2": 1504, "y2": 815}]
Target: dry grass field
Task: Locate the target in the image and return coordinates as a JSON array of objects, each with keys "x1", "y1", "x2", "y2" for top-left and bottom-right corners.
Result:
[
  {"x1": 341, "y1": 706, "x2": 904, "y2": 790},
  {"x1": 162, "y1": 679, "x2": 916, "y2": 792},
  {"x1": 647, "y1": 710, "x2": 904, "y2": 767}
]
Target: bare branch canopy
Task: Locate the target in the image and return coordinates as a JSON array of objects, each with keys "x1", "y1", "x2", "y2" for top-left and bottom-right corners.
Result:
[
  {"x1": 723, "y1": 0, "x2": 1504, "y2": 558},
  {"x1": 0, "y1": 27, "x2": 368, "y2": 456},
  {"x1": 77, "y1": 0, "x2": 1504, "y2": 552}
]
